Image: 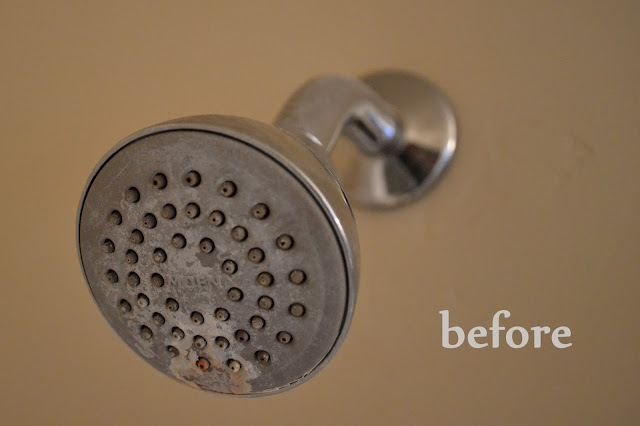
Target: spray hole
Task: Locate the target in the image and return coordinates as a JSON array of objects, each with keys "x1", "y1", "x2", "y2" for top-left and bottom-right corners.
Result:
[
  {"x1": 171, "y1": 327, "x2": 185, "y2": 340},
  {"x1": 289, "y1": 303, "x2": 306, "y2": 317},
  {"x1": 153, "y1": 248, "x2": 167, "y2": 263},
  {"x1": 124, "y1": 250, "x2": 138, "y2": 265},
  {"x1": 231, "y1": 226, "x2": 248, "y2": 241},
  {"x1": 255, "y1": 350, "x2": 270, "y2": 363},
  {"x1": 183, "y1": 171, "x2": 201, "y2": 187},
  {"x1": 136, "y1": 294, "x2": 149, "y2": 308},
  {"x1": 167, "y1": 346, "x2": 179, "y2": 357},
  {"x1": 151, "y1": 273, "x2": 164, "y2": 287},
  {"x1": 126, "y1": 272, "x2": 140, "y2": 287},
  {"x1": 142, "y1": 213, "x2": 157, "y2": 229},
  {"x1": 101, "y1": 239, "x2": 115, "y2": 254},
  {"x1": 222, "y1": 260, "x2": 237, "y2": 275},
  {"x1": 108, "y1": 210, "x2": 122, "y2": 225},
  {"x1": 151, "y1": 173, "x2": 167, "y2": 189},
  {"x1": 209, "y1": 210, "x2": 225, "y2": 226},
  {"x1": 256, "y1": 272, "x2": 274, "y2": 287},
  {"x1": 276, "y1": 234, "x2": 294, "y2": 250},
  {"x1": 161, "y1": 204, "x2": 177, "y2": 220},
  {"x1": 215, "y1": 336, "x2": 229, "y2": 349},
  {"x1": 193, "y1": 335, "x2": 207, "y2": 349},
  {"x1": 227, "y1": 359, "x2": 241, "y2": 372},
  {"x1": 152, "y1": 312, "x2": 165, "y2": 326},
  {"x1": 129, "y1": 229, "x2": 144, "y2": 245},
  {"x1": 191, "y1": 311, "x2": 204, "y2": 325},
  {"x1": 199, "y1": 238, "x2": 214, "y2": 253},
  {"x1": 118, "y1": 299, "x2": 131, "y2": 313},
  {"x1": 124, "y1": 187, "x2": 140, "y2": 203},
  {"x1": 196, "y1": 357, "x2": 210, "y2": 371},
  {"x1": 235, "y1": 330, "x2": 250, "y2": 342},
  {"x1": 289, "y1": 270, "x2": 306, "y2": 284},
  {"x1": 171, "y1": 233, "x2": 186, "y2": 249},
  {"x1": 105, "y1": 269, "x2": 118, "y2": 284},
  {"x1": 258, "y1": 296, "x2": 274, "y2": 310},
  {"x1": 227, "y1": 287, "x2": 243, "y2": 302},
  {"x1": 140, "y1": 325, "x2": 153, "y2": 340},
  {"x1": 247, "y1": 247, "x2": 265, "y2": 263},
  {"x1": 215, "y1": 308, "x2": 230, "y2": 321},
  {"x1": 277, "y1": 331, "x2": 292, "y2": 344},
  {"x1": 251, "y1": 203, "x2": 270, "y2": 219},
  {"x1": 184, "y1": 203, "x2": 200, "y2": 219},
  {"x1": 250, "y1": 316, "x2": 265, "y2": 330},
  {"x1": 219, "y1": 181, "x2": 237, "y2": 197},
  {"x1": 165, "y1": 298, "x2": 179, "y2": 312}
]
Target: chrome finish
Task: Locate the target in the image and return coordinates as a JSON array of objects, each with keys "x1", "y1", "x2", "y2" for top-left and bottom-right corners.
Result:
[
  {"x1": 275, "y1": 71, "x2": 457, "y2": 208},
  {"x1": 274, "y1": 75, "x2": 403, "y2": 156}
]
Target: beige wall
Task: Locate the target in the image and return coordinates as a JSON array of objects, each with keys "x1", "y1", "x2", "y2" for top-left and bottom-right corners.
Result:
[{"x1": 1, "y1": 1, "x2": 638, "y2": 424}]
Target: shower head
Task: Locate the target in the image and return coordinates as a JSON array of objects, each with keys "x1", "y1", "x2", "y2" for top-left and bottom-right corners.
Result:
[{"x1": 77, "y1": 71, "x2": 456, "y2": 396}]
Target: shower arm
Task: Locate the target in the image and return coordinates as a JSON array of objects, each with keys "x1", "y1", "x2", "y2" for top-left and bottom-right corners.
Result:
[
  {"x1": 273, "y1": 75, "x2": 403, "y2": 158},
  {"x1": 273, "y1": 72, "x2": 457, "y2": 209}
]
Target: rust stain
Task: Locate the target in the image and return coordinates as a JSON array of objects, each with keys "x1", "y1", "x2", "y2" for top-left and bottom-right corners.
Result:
[
  {"x1": 196, "y1": 357, "x2": 210, "y2": 371},
  {"x1": 169, "y1": 352, "x2": 252, "y2": 395}
]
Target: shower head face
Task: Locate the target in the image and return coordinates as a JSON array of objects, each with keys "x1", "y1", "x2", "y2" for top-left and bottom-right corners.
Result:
[{"x1": 78, "y1": 121, "x2": 353, "y2": 395}]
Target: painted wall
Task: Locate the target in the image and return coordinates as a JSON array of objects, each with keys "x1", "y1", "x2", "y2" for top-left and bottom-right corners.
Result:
[{"x1": 1, "y1": 1, "x2": 638, "y2": 424}]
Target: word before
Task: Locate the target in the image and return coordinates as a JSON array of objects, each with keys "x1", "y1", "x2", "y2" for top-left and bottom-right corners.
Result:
[{"x1": 440, "y1": 310, "x2": 572, "y2": 349}]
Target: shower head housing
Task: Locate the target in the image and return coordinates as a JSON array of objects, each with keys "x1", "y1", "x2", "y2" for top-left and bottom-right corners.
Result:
[{"x1": 77, "y1": 71, "x2": 456, "y2": 396}]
